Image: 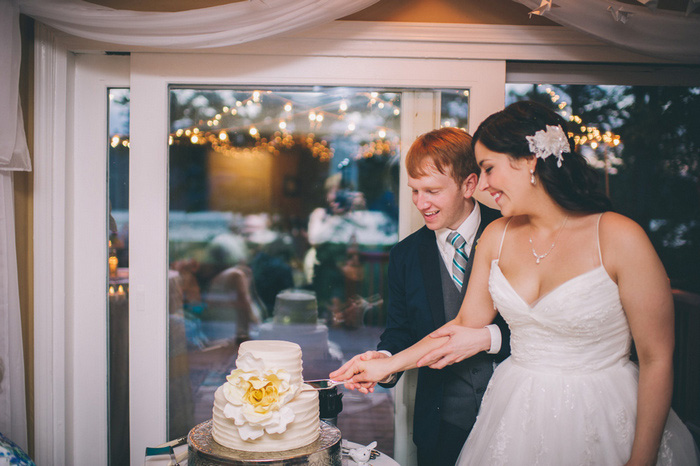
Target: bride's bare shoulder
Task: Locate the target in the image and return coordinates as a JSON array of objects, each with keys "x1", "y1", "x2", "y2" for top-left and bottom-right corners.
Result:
[
  {"x1": 598, "y1": 211, "x2": 648, "y2": 243},
  {"x1": 478, "y1": 216, "x2": 526, "y2": 251},
  {"x1": 598, "y1": 211, "x2": 656, "y2": 266}
]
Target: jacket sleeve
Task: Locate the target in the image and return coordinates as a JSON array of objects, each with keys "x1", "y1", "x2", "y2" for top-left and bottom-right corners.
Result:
[
  {"x1": 376, "y1": 243, "x2": 417, "y2": 387},
  {"x1": 492, "y1": 312, "x2": 511, "y2": 362}
]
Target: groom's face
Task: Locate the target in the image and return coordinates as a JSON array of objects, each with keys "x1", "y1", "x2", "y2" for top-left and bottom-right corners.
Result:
[{"x1": 408, "y1": 163, "x2": 475, "y2": 231}]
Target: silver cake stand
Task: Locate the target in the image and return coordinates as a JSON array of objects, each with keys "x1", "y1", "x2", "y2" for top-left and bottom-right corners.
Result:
[{"x1": 188, "y1": 420, "x2": 342, "y2": 466}]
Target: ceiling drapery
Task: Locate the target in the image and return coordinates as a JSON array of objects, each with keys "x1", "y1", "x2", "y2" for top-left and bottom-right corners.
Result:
[
  {"x1": 516, "y1": 0, "x2": 700, "y2": 63},
  {"x1": 18, "y1": 0, "x2": 382, "y2": 48}
]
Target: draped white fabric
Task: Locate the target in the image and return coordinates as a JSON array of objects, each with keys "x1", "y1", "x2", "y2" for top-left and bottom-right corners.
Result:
[
  {"x1": 1, "y1": 0, "x2": 31, "y2": 172},
  {"x1": 0, "y1": 171, "x2": 28, "y2": 453},
  {"x1": 0, "y1": 0, "x2": 30, "y2": 453},
  {"x1": 18, "y1": 0, "x2": 381, "y2": 48},
  {"x1": 515, "y1": 0, "x2": 700, "y2": 63}
]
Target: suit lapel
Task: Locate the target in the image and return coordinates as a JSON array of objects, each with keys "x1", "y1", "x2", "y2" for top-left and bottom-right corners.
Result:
[{"x1": 418, "y1": 227, "x2": 446, "y2": 330}]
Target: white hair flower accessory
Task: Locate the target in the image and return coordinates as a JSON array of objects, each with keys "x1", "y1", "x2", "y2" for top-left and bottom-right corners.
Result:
[{"x1": 526, "y1": 125, "x2": 571, "y2": 167}]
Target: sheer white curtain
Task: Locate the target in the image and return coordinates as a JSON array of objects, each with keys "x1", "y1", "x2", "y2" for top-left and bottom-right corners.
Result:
[
  {"x1": 0, "y1": 0, "x2": 31, "y2": 453},
  {"x1": 515, "y1": 0, "x2": 700, "y2": 63},
  {"x1": 2, "y1": 0, "x2": 380, "y2": 454}
]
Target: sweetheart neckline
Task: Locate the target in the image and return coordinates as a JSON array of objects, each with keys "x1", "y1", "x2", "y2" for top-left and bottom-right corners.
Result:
[{"x1": 492, "y1": 260, "x2": 615, "y2": 309}]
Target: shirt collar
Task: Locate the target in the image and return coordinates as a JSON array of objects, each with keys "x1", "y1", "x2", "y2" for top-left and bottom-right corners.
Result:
[{"x1": 436, "y1": 202, "x2": 481, "y2": 255}]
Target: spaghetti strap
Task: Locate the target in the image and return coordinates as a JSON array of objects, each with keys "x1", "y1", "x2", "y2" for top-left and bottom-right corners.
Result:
[
  {"x1": 497, "y1": 218, "x2": 513, "y2": 261},
  {"x1": 596, "y1": 213, "x2": 604, "y2": 266}
]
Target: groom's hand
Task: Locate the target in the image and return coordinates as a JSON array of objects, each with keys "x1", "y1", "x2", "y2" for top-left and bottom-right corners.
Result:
[
  {"x1": 417, "y1": 324, "x2": 491, "y2": 369},
  {"x1": 329, "y1": 351, "x2": 387, "y2": 394}
]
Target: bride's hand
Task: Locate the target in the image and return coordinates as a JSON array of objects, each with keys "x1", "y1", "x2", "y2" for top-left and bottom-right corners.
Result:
[
  {"x1": 330, "y1": 351, "x2": 388, "y2": 393},
  {"x1": 331, "y1": 356, "x2": 392, "y2": 389},
  {"x1": 417, "y1": 323, "x2": 491, "y2": 369}
]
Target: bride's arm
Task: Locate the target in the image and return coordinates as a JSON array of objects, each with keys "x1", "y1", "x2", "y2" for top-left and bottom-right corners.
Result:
[
  {"x1": 603, "y1": 213, "x2": 674, "y2": 466},
  {"x1": 331, "y1": 220, "x2": 505, "y2": 384},
  {"x1": 416, "y1": 220, "x2": 503, "y2": 368}
]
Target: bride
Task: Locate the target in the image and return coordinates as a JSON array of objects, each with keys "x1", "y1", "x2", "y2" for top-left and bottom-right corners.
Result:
[{"x1": 331, "y1": 101, "x2": 699, "y2": 465}]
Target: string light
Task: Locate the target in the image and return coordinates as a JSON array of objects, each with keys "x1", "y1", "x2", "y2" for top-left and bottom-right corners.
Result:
[{"x1": 115, "y1": 90, "x2": 401, "y2": 164}]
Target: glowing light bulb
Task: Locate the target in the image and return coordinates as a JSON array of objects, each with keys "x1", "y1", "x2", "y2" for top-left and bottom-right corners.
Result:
[
  {"x1": 279, "y1": 121, "x2": 287, "y2": 130},
  {"x1": 284, "y1": 103, "x2": 292, "y2": 112},
  {"x1": 191, "y1": 135, "x2": 199, "y2": 143},
  {"x1": 378, "y1": 129, "x2": 386, "y2": 138},
  {"x1": 348, "y1": 123, "x2": 356, "y2": 131},
  {"x1": 219, "y1": 131, "x2": 228, "y2": 141},
  {"x1": 249, "y1": 127, "x2": 258, "y2": 136},
  {"x1": 393, "y1": 109, "x2": 400, "y2": 115},
  {"x1": 339, "y1": 101, "x2": 348, "y2": 112}
]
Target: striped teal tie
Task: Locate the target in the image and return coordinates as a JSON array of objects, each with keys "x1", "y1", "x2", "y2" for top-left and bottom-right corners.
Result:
[{"x1": 447, "y1": 231, "x2": 468, "y2": 289}]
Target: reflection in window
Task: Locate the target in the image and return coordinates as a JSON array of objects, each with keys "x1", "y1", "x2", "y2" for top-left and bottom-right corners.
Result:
[
  {"x1": 107, "y1": 88, "x2": 130, "y2": 466},
  {"x1": 167, "y1": 87, "x2": 401, "y2": 452},
  {"x1": 440, "y1": 89, "x2": 470, "y2": 130}
]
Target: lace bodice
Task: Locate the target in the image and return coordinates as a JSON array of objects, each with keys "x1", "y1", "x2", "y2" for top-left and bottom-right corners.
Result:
[{"x1": 489, "y1": 260, "x2": 632, "y2": 373}]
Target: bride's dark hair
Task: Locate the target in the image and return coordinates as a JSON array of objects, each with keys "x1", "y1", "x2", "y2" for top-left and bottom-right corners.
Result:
[{"x1": 472, "y1": 101, "x2": 612, "y2": 213}]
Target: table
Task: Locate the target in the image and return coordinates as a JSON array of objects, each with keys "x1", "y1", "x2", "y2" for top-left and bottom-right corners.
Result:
[{"x1": 144, "y1": 438, "x2": 399, "y2": 465}]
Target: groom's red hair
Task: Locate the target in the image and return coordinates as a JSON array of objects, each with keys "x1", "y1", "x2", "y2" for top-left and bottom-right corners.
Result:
[{"x1": 405, "y1": 127, "x2": 477, "y2": 185}]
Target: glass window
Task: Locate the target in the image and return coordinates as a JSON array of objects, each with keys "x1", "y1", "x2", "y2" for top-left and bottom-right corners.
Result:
[
  {"x1": 107, "y1": 88, "x2": 130, "y2": 466},
  {"x1": 167, "y1": 87, "x2": 403, "y2": 453},
  {"x1": 440, "y1": 89, "x2": 470, "y2": 130}
]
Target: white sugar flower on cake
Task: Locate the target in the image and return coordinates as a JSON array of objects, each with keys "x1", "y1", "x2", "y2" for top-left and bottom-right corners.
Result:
[{"x1": 221, "y1": 351, "x2": 300, "y2": 440}]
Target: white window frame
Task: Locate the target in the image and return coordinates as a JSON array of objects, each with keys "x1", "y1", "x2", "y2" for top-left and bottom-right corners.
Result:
[{"x1": 33, "y1": 20, "x2": 673, "y2": 465}]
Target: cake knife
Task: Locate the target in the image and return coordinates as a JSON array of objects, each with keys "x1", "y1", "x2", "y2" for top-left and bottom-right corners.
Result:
[{"x1": 304, "y1": 379, "x2": 345, "y2": 390}]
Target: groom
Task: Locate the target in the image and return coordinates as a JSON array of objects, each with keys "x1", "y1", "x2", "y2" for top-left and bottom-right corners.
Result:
[{"x1": 331, "y1": 127, "x2": 509, "y2": 466}]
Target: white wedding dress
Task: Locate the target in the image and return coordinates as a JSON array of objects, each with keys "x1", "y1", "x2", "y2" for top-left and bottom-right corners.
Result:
[{"x1": 457, "y1": 221, "x2": 699, "y2": 465}]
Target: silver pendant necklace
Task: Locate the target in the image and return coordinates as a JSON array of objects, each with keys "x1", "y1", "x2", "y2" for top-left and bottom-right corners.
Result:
[{"x1": 529, "y1": 216, "x2": 569, "y2": 264}]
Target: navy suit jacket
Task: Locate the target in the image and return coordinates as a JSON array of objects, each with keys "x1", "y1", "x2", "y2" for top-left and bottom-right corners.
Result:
[{"x1": 377, "y1": 204, "x2": 510, "y2": 450}]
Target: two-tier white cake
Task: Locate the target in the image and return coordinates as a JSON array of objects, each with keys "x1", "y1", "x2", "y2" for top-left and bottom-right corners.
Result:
[{"x1": 211, "y1": 340, "x2": 320, "y2": 452}]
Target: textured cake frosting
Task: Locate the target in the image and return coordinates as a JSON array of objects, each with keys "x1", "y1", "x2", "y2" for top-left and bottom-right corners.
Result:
[{"x1": 211, "y1": 340, "x2": 320, "y2": 452}]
